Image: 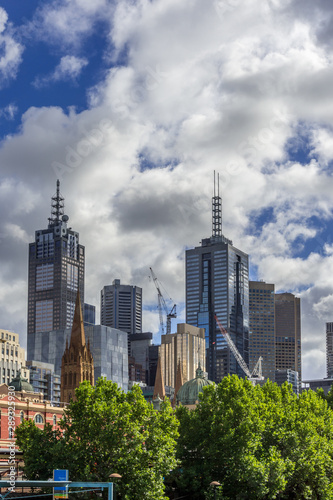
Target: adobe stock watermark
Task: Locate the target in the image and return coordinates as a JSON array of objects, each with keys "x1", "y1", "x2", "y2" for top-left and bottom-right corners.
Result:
[
  {"x1": 7, "y1": 385, "x2": 16, "y2": 493},
  {"x1": 51, "y1": 119, "x2": 114, "y2": 181}
]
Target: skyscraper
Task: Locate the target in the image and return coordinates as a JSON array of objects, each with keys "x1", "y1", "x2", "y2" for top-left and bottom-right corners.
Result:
[
  {"x1": 100, "y1": 279, "x2": 142, "y2": 335},
  {"x1": 185, "y1": 174, "x2": 249, "y2": 382},
  {"x1": 27, "y1": 180, "x2": 85, "y2": 361},
  {"x1": 275, "y1": 292, "x2": 301, "y2": 381},
  {"x1": 249, "y1": 281, "x2": 275, "y2": 382}
]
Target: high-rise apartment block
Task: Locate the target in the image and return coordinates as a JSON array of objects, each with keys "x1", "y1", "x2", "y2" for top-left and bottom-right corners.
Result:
[
  {"x1": 275, "y1": 293, "x2": 301, "y2": 381},
  {"x1": 186, "y1": 174, "x2": 249, "y2": 382},
  {"x1": 27, "y1": 181, "x2": 85, "y2": 361},
  {"x1": 326, "y1": 322, "x2": 333, "y2": 378},
  {"x1": 159, "y1": 323, "x2": 206, "y2": 388},
  {"x1": 100, "y1": 279, "x2": 142, "y2": 335},
  {"x1": 249, "y1": 281, "x2": 275, "y2": 382}
]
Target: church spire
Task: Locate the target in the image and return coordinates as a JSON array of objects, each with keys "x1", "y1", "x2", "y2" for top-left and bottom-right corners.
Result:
[
  {"x1": 173, "y1": 359, "x2": 183, "y2": 407},
  {"x1": 70, "y1": 291, "x2": 86, "y2": 349},
  {"x1": 153, "y1": 355, "x2": 165, "y2": 400}
]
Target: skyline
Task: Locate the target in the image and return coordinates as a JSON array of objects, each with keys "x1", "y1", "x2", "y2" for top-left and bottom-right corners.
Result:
[{"x1": 2, "y1": 1, "x2": 333, "y2": 379}]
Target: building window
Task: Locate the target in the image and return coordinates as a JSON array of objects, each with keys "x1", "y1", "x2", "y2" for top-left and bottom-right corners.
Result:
[
  {"x1": 53, "y1": 415, "x2": 56, "y2": 426},
  {"x1": 34, "y1": 414, "x2": 43, "y2": 424},
  {"x1": 20, "y1": 411, "x2": 24, "y2": 423}
]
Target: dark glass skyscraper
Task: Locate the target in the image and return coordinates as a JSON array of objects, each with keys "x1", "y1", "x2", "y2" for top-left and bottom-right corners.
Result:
[
  {"x1": 27, "y1": 181, "x2": 85, "y2": 361},
  {"x1": 185, "y1": 175, "x2": 249, "y2": 382}
]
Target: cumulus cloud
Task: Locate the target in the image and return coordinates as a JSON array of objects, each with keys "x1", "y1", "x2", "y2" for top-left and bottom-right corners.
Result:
[
  {"x1": 33, "y1": 55, "x2": 89, "y2": 88},
  {"x1": 2, "y1": 0, "x2": 333, "y2": 376},
  {"x1": 27, "y1": 0, "x2": 112, "y2": 49}
]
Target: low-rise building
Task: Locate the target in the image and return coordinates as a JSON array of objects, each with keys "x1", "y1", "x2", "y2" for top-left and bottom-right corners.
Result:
[{"x1": 0, "y1": 330, "x2": 29, "y2": 386}]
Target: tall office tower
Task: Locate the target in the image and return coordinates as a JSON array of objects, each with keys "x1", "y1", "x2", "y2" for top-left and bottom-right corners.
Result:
[
  {"x1": 27, "y1": 180, "x2": 85, "y2": 361},
  {"x1": 186, "y1": 173, "x2": 249, "y2": 382},
  {"x1": 100, "y1": 279, "x2": 142, "y2": 335},
  {"x1": 249, "y1": 281, "x2": 275, "y2": 382},
  {"x1": 326, "y1": 322, "x2": 333, "y2": 378},
  {"x1": 275, "y1": 293, "x2": 301, "y2": 381}
]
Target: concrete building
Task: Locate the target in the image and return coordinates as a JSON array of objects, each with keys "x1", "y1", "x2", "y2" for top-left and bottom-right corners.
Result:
[
  {"x1": 27, "y1": 180, "x2": 85, "y2": 361},
  {"x1": 249, "y1": 281, "x2": 275, "y2": 382},
  {"x1": 275, "y1": 293, "x2": 301, "y2": 382},
  {"x1": 26, "y1": 361, "x2": 61, "y2": 403},
  {"x1": 186, "y1": 174, "x2": 249, "y2": 382},
  {"x1": 29, "y1": 325, "x2": 128, "y2": 392},
  {"x1": 327, "y1": 322, "x2": 333, "y2": 378},
  {"x1": 302, "y1": 378, "x2": 333, "y2": 395},
  {"x1": 159, "y1": 323, "x2": 206, "y2": 388},
  {"x1": 275, "y1": 369, "x2": 299, "y2": 395},
  {"x1": 100, "y1": 279, "x2": 142, "y2": 335},
  {"x1": 0, "y1": 330, "x2": 29, "y2": 385}
]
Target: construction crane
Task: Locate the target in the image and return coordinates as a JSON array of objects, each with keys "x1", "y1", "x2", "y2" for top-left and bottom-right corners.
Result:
[
  {"x1": 215, "y1": 315, "x2": 264, "y2": 385},
  {"x1": 149, "y1": 267, "x2": 177, "y2": 335}
]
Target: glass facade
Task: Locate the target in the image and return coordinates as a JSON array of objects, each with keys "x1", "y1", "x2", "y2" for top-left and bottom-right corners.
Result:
[{"x1": 186, "y1": 237, "x2": 249, "y2": 382}]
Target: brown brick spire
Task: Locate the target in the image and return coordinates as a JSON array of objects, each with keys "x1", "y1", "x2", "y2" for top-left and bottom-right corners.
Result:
[{"x1": 61, "y1": 290, "x2": 94, "y2": 403}]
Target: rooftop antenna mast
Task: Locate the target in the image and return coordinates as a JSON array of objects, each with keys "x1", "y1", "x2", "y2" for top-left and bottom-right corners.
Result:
[
  {"x1": 212, "y1": 170, "x2": 222, "y2": 238},
  {"x1": 48, "y1": 179, "x2": 65, "y2": 226}
]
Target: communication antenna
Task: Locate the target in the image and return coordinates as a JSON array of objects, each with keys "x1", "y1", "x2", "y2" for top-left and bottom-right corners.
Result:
[{"x1": 212, "y1": 170, "x2": 222, "y2": 237}]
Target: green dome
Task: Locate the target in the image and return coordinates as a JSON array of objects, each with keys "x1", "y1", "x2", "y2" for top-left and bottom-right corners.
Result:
[
  {"x1": 176, "y1": 365, "x2": 215, "y2": 406},
  {"x1": 9, "y1": 371, "x2": 34, "y2": 392}
]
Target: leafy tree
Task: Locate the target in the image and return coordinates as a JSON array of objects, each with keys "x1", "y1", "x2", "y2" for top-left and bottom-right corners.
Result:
[
  {"x1": 175, "y1": 376, "x2": 333, "y2": 499},
  {"x1": 15, "y1": 419, "x2": 66, "y2": 479},
  {"x1": 16, "y1": 378, "x2": 179, "y2": 500}
]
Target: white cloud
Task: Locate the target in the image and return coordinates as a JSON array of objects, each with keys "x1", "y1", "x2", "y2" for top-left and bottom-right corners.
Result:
[
  {"x1": 0, "y1": 8, "x2": 23, "y2": 87},
  {"x1": 3, "y1": 0, "x2": 333, "y2": 379},
  {"x1": 28, "y1": 0, "x2": 112, "y2": 49},
  {"x1": 33, "y1": 55, "x2": 89, "y2": 88},
  {"x1": 0, "y1": 103, "x2": 18, "y2": 120}
]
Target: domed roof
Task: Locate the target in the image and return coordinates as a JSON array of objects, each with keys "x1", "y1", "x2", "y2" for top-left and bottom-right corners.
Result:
[
  {"x1": 9, "y1": 371, "x2": 34, "y2": 393},
  {"x1": 176, "y1": 364, "x2": 215, "y2": 406}
]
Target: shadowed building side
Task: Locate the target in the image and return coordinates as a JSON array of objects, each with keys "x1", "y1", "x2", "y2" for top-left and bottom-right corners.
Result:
[{"x1": 61, "y1": 291, "x2": 94, "y2": 402}]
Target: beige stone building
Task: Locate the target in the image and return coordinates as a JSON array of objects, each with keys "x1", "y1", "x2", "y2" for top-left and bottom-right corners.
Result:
[
  {"x1": 159, "y1": 323, "x2": 205, "y2": 389},
  {"x1": 0, "y1": 330, "x2": 29, "y2": 385}
]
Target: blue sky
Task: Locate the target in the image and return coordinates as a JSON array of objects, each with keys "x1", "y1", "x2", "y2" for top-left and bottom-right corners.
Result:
[{"x1": 1, "y1": 0, "x2": 333, "y2": 380}]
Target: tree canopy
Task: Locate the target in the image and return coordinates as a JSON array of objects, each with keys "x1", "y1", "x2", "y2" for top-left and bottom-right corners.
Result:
[
  {"x1": 175, "y1": 376, "x2": 333, "y2": 500},
  {"x1": 16, "y1": 378, "x2": 179, "y2": 500}
]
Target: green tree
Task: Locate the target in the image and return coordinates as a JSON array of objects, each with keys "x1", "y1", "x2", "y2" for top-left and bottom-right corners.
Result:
[
  {"x1": 175, "y1": 376, "x2": 333, "y2": 500},
  {"x1": 15, "y1": 419, "x2": 66, "y2": 479},
  {"x1": 16, "y1": 378, "x2": 179, "y2": 500}
]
